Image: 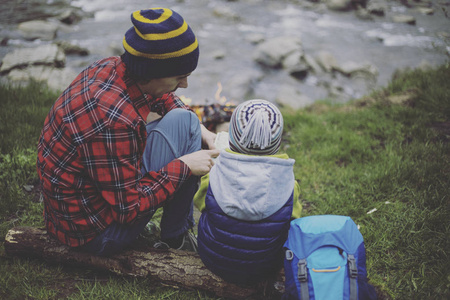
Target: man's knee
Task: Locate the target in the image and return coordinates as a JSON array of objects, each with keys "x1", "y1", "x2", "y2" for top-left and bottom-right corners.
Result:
[
  {"x1": 159, "y1": 108, "x2": 200, "y2": 138},
  {"x1": 146, "y1": 109, "x2": 200, "y2": 138},
  {"x1": 142, "y1": 109, "x2": 201, "y2": 172}
]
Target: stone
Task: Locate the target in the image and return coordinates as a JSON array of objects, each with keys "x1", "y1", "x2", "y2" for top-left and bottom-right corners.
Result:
[
  {"x1": 326, "y1": 82, "x2": 349, "y2": 100},
  {"x1": 0, "y1": 44, "x2": 65, "y2": 73},
  {"x1": 335, "y1": 61, "x2": 379, "y2": 78},
  {"x1": 404, "y1": 0, "x2": 433, "y2": 8},
  {"x1": 303, "y1": 54, "x2": 323, "y2": 74},
  {"x1": 54, "y1": 41, "x2": 89, "y2": 56},
  {"x1": 276, "y1": 85, "x2": 315, "y2": 110},
  {"x1": 245, "y1": 33, "x2": 265, "y2": 45},
  {"x1": 352, "y1": 0, "x2": 368, "y2": 8},
  {"x1": 17, "y1": 20, "x2": 59, "y2": 41},
  {"x1": 315, "y1": 51, "x2": 338, "y2": 73},
  {"x1": 286, "y1": 59, "x2": 310, "y2": 80},
  {"x1": 213, "y1": 6, "x2": 240, "y2": 21},
  {"x1": 253, "y1": 37, "x2": 303, "y2": 68},
  {"x1": 326, "y1": 0, "x2": 352, "y2": 11},
  {"x1": 355, "y1": 8, "x2": 374, "y2": 21},
  {"x1": 392, "y1": 15, "x2": 416, "y2": 25},
  {"x1": 58, "y1": 9, "x2": 83, "y2": 25},
  {"x1": 7, "y1": 66, "x2": 77, "y2": 92},
  {"x1": 367, "y1": 2, "x2": 386, "y2": 16},
  {"x1": 416, "y1": 7, "x2": 434, "y2": 15},
  {"x1": 282, "y1": 51, "x2": 303, "y2": 70}
]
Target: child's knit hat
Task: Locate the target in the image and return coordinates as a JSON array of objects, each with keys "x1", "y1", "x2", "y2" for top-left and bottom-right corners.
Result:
[
  {"x1": 122, "y1": 8, "x2": 199, "y2": 79},
  {"x1": 229, "y1": 99, "x2": 283, "y2": 155}
]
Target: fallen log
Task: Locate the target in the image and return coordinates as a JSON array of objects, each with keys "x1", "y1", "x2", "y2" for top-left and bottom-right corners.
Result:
[{"x1": 4, "y1": 226, "x2": 284, "y2": 299}]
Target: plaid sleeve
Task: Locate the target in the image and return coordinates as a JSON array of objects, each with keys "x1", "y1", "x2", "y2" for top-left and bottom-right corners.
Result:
[{"x1": 80, "y1": 123, "x2": 191, "y2": 224}]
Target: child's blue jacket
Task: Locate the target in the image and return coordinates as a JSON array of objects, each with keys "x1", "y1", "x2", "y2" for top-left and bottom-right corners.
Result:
[{"x1": 197, "y1": 149, "x2": 297, "y2": 284}]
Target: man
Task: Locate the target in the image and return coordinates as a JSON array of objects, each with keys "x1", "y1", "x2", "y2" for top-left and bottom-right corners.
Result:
[{"x1": 37, "y1": 8, "x2": 219, "y2": 256}]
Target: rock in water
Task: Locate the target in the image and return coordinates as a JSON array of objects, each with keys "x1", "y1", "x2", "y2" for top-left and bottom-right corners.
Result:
[
  {"x1": 1, "y1": 44, "x2": 65, "y2": 73},
  {"x1": 18, "y1": 20, "x2": 59, "y2": 40}
]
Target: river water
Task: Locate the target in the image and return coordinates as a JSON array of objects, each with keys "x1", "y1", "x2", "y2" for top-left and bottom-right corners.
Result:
[{"x1": 1, "y1": 0, "x2": 449, "y2": 105}]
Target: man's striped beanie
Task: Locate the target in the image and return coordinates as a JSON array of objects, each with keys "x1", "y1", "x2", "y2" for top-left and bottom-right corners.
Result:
[
  {"x1": 229, "y1": 99, "x2": 284, "y2": 155},
  {"x1": 122, "y1": 8, "x2": 199, "y2": 79}
]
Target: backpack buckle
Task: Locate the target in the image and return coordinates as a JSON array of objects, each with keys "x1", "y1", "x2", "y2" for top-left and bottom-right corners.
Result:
[
  {"x1": 286, "y1": 250, "x2": 294, "y2": 261},
  {"x1": 297, "y1": 259, "x2": 308, "y2": 282},
  {"x1": 348, "y1": 254, "x2": 358, "y2": 278}
]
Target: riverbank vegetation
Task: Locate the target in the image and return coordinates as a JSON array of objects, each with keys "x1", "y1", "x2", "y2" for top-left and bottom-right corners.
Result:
[{"x1": 0, "y1": 65, "x2": 449, "y2": 299}]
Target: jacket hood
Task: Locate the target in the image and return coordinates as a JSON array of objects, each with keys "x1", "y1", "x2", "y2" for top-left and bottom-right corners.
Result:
[{"x1": 209, "y1": 150, "x2": 295, "y2": 221}]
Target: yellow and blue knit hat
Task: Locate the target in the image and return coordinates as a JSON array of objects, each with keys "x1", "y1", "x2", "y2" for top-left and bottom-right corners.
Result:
[
  {"x1": 122, "y1": 8, "x2": 199, "y2": 79},
  {"x1": 229, "y1": 99, "x2": 284, "y2": 155}
]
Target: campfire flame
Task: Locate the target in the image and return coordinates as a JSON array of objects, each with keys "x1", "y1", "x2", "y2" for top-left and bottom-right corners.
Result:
[{"x1": 215, "y1": 82, "x2": 227, "y2": 105}]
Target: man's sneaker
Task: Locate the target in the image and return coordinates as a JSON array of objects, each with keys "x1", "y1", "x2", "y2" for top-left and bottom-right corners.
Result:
[
  {"x1": 177, "y1": 230, "x2": 198, "y2": 252},
  {"x1": 153, "y1": 240, "x2": 170, "y2": 250},
  {"x1": 153, "y1": 230, "x2": 198, "y2": 253}
]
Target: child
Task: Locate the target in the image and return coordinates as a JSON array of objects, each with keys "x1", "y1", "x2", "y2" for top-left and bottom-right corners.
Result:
[{"x1": 194, "y1": 99, "x2": 302, "y2": 285}]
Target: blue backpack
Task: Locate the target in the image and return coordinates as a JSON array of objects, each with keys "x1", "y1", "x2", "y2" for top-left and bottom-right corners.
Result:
[{"x1": 283, "y1": 215, "x2": 377, "y2": 300}]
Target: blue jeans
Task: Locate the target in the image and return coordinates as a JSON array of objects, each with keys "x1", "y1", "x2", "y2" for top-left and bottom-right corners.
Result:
[{"x1": 80, "y1": 109, "x2": 201, "y2": 256}]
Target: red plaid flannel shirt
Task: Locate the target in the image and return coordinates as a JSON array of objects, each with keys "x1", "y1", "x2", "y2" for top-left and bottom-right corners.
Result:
[{"x1": 37, "y1": 56, "x2": 192, "y2": 247}]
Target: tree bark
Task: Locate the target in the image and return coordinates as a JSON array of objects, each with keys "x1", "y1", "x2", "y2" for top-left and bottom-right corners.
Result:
[{"x1": 4, "y1": 226, "x2": 284, "y2": 299}]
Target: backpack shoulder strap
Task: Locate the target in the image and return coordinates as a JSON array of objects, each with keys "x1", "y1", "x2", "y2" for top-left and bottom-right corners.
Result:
[
  {"x1": 297, "y1": 259, "x2": 309, "y2": 300},
  {"x1": 348, "y1": 254, "x2": 358, "y2": 300}
]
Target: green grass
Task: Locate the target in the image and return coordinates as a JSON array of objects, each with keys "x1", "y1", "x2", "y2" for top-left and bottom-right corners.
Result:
[
  {"x1": 0, "y1": 82, "x2": 56, "y2": 226},
  {"x1": 0, "y1": 66, "x2": 449, "y2": 299},
  {"x1": 282, "y1": 65, "x2": 450, "y2": 299}
]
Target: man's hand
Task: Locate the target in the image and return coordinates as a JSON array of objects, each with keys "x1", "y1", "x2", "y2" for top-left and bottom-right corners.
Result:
[
  {"x1": 201, "y1": 124, "x2": 217, "y2": 150},
  {"x1": 179, "y1": 149, "x2": 220, "y2": 176}
]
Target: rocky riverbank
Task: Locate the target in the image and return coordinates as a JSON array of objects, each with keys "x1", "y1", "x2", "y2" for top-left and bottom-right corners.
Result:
[
  {"x1": 0, "y1": 0, "x2": 448, "y2": 107},
  {"x1": 0, "y1": 0, "x2": 92, "y2": 90}
]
